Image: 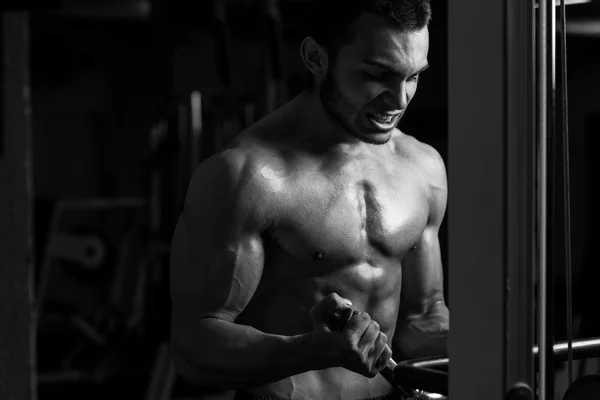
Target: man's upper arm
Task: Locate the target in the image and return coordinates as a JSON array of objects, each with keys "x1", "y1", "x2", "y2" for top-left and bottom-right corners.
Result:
[
  {"x1": 170, "y1": 149, "x2": 270, "y2": 330},
  {"x1": 399, "y1": 143, "x2": 448, "y2": 318}
]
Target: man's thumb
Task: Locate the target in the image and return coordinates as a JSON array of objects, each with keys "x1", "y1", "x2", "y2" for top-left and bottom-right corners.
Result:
[{"x1": 310, "y1": 292, "x2": 352, "y2": 325}]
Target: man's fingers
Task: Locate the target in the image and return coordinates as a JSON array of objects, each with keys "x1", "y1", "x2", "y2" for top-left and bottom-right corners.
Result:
[
  {"x1": 373, "y1": 336, "x2": 392, "y2": 371},
  {"x1": 344, "y1": 311, "x2": 371, "y2": 338},
  {"x1": 328, "y1": 307, "x2": 354, "y2": 331},
  {"x1": 358, "y1": 319, "x2": 380, "y2": 348},
  {"x1": 310, "y1": 292, "x2": 352, "y2": 327}
]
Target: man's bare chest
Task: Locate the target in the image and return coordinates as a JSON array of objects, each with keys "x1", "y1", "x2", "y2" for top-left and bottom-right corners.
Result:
[{"x1": 269, "y1": 158, "x2": 430, "y2": 267}]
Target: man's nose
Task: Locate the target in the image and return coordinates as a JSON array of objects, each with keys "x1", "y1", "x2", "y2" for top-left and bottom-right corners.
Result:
[{"x1": 384, "y1": 82, "x2": 408, "y2": 110}]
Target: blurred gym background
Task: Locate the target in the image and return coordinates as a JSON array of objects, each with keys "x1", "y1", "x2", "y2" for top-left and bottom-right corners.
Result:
[{"x1": 0, "y1": 0, "x2": 599, "y2": 399}]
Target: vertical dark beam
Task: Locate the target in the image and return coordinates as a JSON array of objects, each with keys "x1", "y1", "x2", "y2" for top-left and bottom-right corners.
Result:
[
  {"x1": 0, "y1": 13, "x2": 3, "y2": 157},
  {"x1": 0, "y1": 11, "x2": 36, "y2": 400},
  {"x1": 449, "y1": 0, "x2": 538, "y2": 397},
  {"x1": 448, "y1": 0, "x2": 506, "y2": 399},
  {"x1": 505, "y1": 0, "x2": 536, "y2": 394}
]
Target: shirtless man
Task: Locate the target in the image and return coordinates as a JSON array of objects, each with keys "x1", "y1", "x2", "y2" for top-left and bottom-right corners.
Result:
[{"x1": 170, "y1": 0, "x2": 449, "y2": 399}]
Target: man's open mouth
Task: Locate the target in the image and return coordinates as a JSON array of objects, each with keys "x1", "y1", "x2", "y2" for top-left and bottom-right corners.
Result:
[{"x1": 367, "y1": 112, "x2": 401, "y2": 131}]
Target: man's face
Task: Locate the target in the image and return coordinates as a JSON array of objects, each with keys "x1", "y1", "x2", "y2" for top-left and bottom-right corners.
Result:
[{"x1": 320, "y1": 13, "x2": 430, "y2": 145}]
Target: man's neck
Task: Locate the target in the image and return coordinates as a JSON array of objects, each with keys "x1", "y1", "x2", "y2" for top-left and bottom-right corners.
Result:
[{"x1": 292, "y1": 89, "x2": 367, "y2": 155}]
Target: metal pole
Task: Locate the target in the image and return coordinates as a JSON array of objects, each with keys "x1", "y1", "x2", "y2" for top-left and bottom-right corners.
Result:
[
  {"x1": 505, "y1": 0, "x2": 536, "y2": 394},
  {"x1": 558, "y1": 0, "x2": 574, "y2": 386},
  {"x1": 0, "y1": 11, "x2": 36, "y2": 400},
  {"x1": 545, "y1": 0, "x2": 556, "y2": 398},
  {"x1": 537, "y1": 0, "x2": 548, "y2": 398}
]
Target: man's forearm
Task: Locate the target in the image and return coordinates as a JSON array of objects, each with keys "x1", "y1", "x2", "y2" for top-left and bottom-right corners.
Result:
[
  {"x1": 392, "y1": 301, "x2": 449, "y2": 361},
  {"x1": 172, "y1": 317, "x2": 321, "y2": 390}
]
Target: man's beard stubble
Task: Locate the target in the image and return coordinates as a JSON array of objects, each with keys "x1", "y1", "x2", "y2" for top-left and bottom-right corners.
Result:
[
  {"x1": 319, "y1": 70, "x2": 392, "y2": 146},
  {"x1": 319, "y1": 70, "x2": 361, "y2": 138}
]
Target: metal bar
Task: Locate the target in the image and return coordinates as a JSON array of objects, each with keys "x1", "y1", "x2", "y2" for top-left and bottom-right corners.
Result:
[
  {"x1": 505, "y1": 0, "x2": 536, "y2": 394},
  {"x1": 537, "y1": 0, "x2": 549, "y2": 397},
  {"x1": 380, "y1": 359, "x2": 409, "y2": 397},
  {"x1": 393, "y1": 336, "x2": 600, "y2": 397},
  {"x1": 394, "y1": 363, "x2": 448, "y2": 396},
  {"x1": 534, "y1": 338, "x2": 600, "y2": 361},
  {"x1": 190, "y1": 91, "x2": 203, "y2": 174},
  {"x1": 558, "y1": 0, "x2": 574, "y2": 386},
  {"x1": 545, "y1": 0, "x2": 557, "y2": 397},
  {"x1": 406, "y1": 337, "x2": 600, "y2": 371},
  {"x1": 0, "y1": 11, "x2": 35, "y2": 400},
  {"x1": 411, "y1": 358, "x2": 450, "y2": 370}
]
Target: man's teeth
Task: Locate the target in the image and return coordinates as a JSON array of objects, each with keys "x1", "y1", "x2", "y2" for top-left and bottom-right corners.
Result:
[{"x1": 370, "y1": 113, "x2": 397, "y2": 125}]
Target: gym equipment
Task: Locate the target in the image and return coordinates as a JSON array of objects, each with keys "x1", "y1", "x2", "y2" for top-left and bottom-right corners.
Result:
[
  {"x1": 264, "y1": 0, "x2": 286, "y2": 113},
  {"x1": 190, "y1": 91, "x2": 203, "y2": 176},
  {"x1": 331, "y1": 301, "x2": 600, "y2": 399},
  {"x1": 47, "y1": 232, "x2": 107, "y2": 271},
  {"x1": 36, "y1": 198, "x2": 149, "y2": 385},
  {"x1": 562, "y1": 375, "x2": 600, "y2": 400},
  {"x1": 37, "y1": 198, "x2": 147, "y2": 312},
  {"x1": 145, "y1": 341, "x2": 177, "y2": 400},
  {"x1": 394, "y1": 336, "x2": 600, "y2": 397}
]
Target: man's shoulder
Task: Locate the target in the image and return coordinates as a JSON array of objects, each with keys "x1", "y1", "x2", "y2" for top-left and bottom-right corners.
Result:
[
  {"x1": 391, "y1": 130, "x2": 446, "y2": 187},
  {"x1": 193, "y1": 133, "x2": 289, "y2": 199}
]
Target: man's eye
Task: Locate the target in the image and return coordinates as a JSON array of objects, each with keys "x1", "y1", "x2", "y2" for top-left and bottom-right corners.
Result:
[
  {"x1": 408, "y1": 74, "x2": 421, "y2": 83},
  {"x1": 362, "y1": 71, "x2": 385, "y2": 80}
]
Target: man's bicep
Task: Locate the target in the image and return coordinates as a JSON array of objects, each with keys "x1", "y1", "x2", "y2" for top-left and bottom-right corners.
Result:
[
  {"x1": 170, "y1": 218, "x2": 265, "y2": 323},
  {"x1": 394, "y1": 227, "x2": 449, "y2": 359},
  {"x1": 170, "y1": 152, "x2": 267, "y2": 325},
  {"x1": 399, "y1": 226, "x2": 445, "y2": 318}
]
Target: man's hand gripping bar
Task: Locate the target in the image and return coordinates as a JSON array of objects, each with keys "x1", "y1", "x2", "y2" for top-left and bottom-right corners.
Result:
[{"x1": 328, "y1": 307, "x2": 409, "y2": 397}]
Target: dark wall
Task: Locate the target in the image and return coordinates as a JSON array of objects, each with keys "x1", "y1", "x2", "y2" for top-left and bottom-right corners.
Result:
[
  {"x1": 30, "y1": 1, "x2": 450, "y2": 202},
  {"x1": 31, "y1": 18, "x2": 163, "y2": 198}
]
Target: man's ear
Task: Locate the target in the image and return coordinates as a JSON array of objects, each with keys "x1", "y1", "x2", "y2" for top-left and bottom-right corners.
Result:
[{"x1": 300, "y1": 36, "x2": 329, "y2": 82}]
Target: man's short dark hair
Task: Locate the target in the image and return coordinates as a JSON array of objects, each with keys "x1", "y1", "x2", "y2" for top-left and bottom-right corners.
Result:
[{"x1": 306, "y1": 0, "x2": 432, "y2": 55}]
